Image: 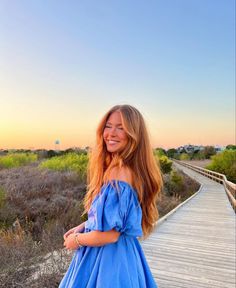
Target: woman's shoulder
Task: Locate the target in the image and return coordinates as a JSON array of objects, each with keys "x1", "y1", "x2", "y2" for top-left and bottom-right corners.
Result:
[{"x1": 108, "y1": 166, "x2": 133, "y2": 187}]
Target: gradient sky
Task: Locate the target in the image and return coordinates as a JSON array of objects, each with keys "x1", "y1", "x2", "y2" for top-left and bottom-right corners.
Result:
[{"x1": 0, "y1": 0, "x2": 235, "y2": 150}]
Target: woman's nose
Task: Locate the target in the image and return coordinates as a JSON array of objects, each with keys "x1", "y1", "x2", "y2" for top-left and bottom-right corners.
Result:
[{"x1": 109, "y1": 127, "x2": 117, "y2": 135}]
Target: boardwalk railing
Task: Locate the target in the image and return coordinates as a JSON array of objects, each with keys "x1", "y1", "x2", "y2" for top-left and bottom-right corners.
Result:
[{"x1": 173, "y1": 159, "x2": 236, "y2": 211}]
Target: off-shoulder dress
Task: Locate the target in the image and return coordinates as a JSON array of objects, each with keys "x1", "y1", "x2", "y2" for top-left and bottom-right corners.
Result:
[{"x1": 59, "y1": 180, "x2": 157, "y2": 288}]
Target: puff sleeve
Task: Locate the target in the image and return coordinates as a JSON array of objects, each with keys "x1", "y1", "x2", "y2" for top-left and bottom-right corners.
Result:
[{"x1": 85, "y1": 181, "x2": 143, "y2": 237}]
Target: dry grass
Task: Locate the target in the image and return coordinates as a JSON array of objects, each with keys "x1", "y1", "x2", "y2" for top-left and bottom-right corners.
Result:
[
  {"x1": 0, "y1": 162, "x2": 86, "y2": 287},
  {"x1": 0, "y1": 225, "x2": 72, "y2": 287},
  {"x1": 0, "y1": 162, "x2": 87, "y2": 236}
]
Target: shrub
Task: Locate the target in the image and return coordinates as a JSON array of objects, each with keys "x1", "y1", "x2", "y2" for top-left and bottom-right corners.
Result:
[
  {"x1": 0, "y1": 153, "x2": 37, "y2": 169},
  {"x1": 192, "y1": 151, "x2": 205, "y2": 160},
  {"x1": 173, "y1": 153, "x2": 180, "y2": 160},
  {"x1": 206, "y1": 150, "x2": 236, "y2": 183},
  {"x1": 39, "y1": 152, "x2": 88, "y2": 181},
  {"x1": 180, "y1": 153, "x2": 190, "y2": 160},
  {"x1": 158, "y1": 155, "x2": 172, "y2": 174},
  {"x1": 170, "y1": 170, "x2": 184, "y2": 193},
  {"x1": 203, "y1": 146, "x2": 216, "y2": 159}
]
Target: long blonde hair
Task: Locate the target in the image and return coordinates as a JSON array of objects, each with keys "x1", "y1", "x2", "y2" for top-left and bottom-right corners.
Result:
[{"x1": 82, "y1": 104, "x2": 163, "y2": 238}]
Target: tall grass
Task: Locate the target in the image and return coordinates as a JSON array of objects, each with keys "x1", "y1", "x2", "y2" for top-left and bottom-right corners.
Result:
[
  {"x1": 39, "y1": 152, "x2": 88, "y2": 181},
  {"x1": 0, "y1": 223, "x2": 69, "y2": 288},
  {"x1": 0, "y1": 153, "x2": 38, "y2": 169}
]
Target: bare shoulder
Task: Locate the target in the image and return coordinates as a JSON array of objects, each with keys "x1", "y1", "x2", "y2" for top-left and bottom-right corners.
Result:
[{"x1": 108, "y1": 166, "x2": 133, "y2": 185}]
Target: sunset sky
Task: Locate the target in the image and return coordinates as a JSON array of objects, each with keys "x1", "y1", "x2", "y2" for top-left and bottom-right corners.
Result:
[{"x1": 0, "y1": 0, "x2": 235, "y2": 150}]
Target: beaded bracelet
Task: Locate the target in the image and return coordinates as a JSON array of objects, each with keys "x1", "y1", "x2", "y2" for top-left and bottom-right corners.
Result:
[{"x1": 74, "y1": 233, "x2": 83, "y2": 248}]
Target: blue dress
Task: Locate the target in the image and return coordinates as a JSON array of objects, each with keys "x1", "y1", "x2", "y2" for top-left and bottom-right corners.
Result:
[{"x1": 59, "y1": 180, "x2": 157, "y2": 288}]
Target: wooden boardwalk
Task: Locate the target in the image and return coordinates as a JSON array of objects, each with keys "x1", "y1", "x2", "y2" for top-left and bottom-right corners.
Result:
[{"x1": 141, "y1": 162, "x2": 235, "y2": 288}]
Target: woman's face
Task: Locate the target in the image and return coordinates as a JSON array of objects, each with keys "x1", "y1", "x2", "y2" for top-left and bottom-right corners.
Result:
[{"x1": 103, "y1": 111, "x2": 128, "y2": 154}]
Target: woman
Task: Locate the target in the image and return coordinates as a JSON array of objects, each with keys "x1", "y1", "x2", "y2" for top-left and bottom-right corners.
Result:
[{"x1": 59, "y1": 104, "x2": 163, "y2": 288}]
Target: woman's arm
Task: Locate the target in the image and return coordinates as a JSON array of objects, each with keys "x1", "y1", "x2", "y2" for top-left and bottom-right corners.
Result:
[
  {"x1": 63, "y1": 229, "x2": 120, "y2": 250},
  {"x1": 77, "y1": 229, "x2": 120, "y2": 246}
]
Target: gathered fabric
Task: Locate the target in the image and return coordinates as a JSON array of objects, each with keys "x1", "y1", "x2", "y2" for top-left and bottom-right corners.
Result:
[{"x1": 59, "y1": 180, "x2": 157, "y2": 288}]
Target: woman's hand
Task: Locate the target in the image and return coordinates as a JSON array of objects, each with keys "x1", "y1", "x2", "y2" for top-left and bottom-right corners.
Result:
[
  {"x1": 63, "y1": 233, "x2": 79, "y2": 250},
  {"x1": 63, "y1": 223, "x2": 85, "y2": 240}
]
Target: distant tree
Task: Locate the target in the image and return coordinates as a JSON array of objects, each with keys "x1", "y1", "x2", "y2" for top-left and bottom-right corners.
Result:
[
  {"x1": 154, "y1": 148, "x2": 166, "y2": 157},
  {"x1": 167, "y1": 148, "x2": 177, "y2": 158},
  {"x1": 65, "y1": 148, "x2": 75, "y2": 154},
  {"x1": 226, "y1": 144, "x2": 236, "y2": 150},
  {"x1": 47, "y1": 150, "x2": 57, "y2": 158},
  {"x1": 203, "y1": 146, "x2": 216, "y2": 159}
]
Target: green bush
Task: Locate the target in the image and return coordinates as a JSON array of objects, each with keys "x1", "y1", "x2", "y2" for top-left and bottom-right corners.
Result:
[
  {"x1": 170, "y1": 170, "x2": 184, "y2": 194},
  {"x1": 171, "y1": 170, "x2": 184, "y2": 186},
  {"x1": 192, "y1": 151, "x2": 205, "y2": 160},
  {"x1": 165, "y1": 170, "x2": 185, "y2": 196},
  {"x1": 154, "y1": 148, "x2": 166, "y2": 157},
  {"x1": 173, "y1": 153, "x2": 180, "y2": 160},
  {"x1": 206, "y1": 150, "x2": 236, "y2": 183},
  {"x1": 158, "y1": 155, "x2": 172, "y2": 174},
  {"x1": 39, "y1": 152, "x2": 88, "y2": 181},
  {"x1": 0, "y1": 153, "x2": 37, "y2": 169},
  {"x1": 180, "y1": 153, "x2": 190, "y2": 160},
  {"x1": 203, "y1": 146, "x2": 216, "y2": 159}
]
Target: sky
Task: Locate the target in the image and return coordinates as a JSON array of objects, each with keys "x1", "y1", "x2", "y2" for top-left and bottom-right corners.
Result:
[{"x1": 0, "y1": 0, "x2": 235, "y2": 150}]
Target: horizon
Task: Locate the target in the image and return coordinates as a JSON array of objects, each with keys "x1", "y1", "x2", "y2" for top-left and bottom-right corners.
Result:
[
  {"x1": 1, "y1": 1, "x2": 235, "y2": 150},
  {"x1": 0, "y1": 142, "x2": 231, "y2": 152}
]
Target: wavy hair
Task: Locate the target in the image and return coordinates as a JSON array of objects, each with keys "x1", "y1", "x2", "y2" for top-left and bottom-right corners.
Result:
[{"x1": 82, "y1": 104, "x2": 163, "y2": 238}]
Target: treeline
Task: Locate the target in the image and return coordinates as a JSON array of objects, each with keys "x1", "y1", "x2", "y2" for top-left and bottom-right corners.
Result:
[{"x1": 157, "y1": 144, "x2": 236, "y2": 160}]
